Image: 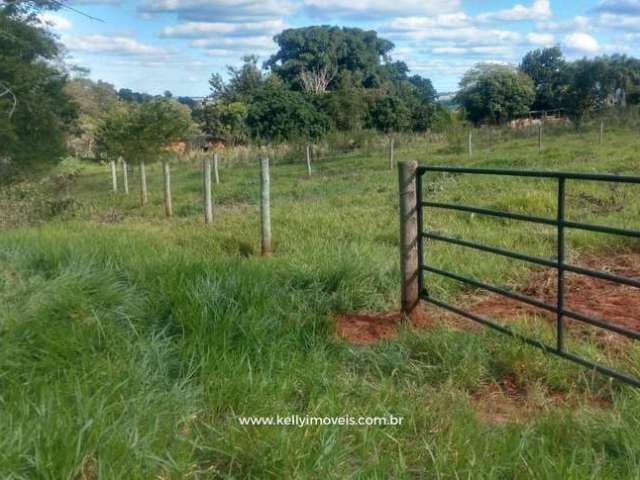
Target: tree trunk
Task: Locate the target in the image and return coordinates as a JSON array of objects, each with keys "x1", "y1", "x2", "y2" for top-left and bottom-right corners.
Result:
[
  {"x1": 110, "y1": 160, "x2": 118, "y2": 193},
  {"x1": 213, "y1": 152, "x2": 220, "y2": 184},
  {"x1": 163, "y1": 161, "x2": 173, "y2": 218},
  {"x1": 203, "y1": 157, "x2": 213, "y2": 224},
  {"x1": 139, "y1": 160, "x2": 148, "y2": 206},
  {"x1": 306, "y1": 144, "x2": 312, "y2": 177},
  {"x1": 121, "y1": 158, "x2": 129, "y2": 194}
]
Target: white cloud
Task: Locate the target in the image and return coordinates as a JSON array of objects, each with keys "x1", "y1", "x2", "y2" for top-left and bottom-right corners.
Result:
[
  {"x1": 432, "y1": 45, "x2": 515, "y2": 56},
  {"x1": 399, "y1": 27, "x2": 522, "y2": 46},
  {"x1": 597, "y1": 12, "x2": 640, "y2": 30},
  {"x1": 64, "y1": 34, "x2": 172, "y2": 58},
  {"x1": 39, "y1": 13, "x2": 72, "y2": 30},
  {"x1": 536, "y1": 16, "x2": 591, "y2": 32},
  {"x1": 563, "y1": 32, "x2": 600, "y2": 54},
  {"x1": 594, "y1": 0, "x2": 640, "y2": 15},
  {"x1": 388, "y1": 13, "x2": 471, "y2": 30},
  {"x1": 303, "y1": 0, "x2": 461, "y2": 18},
  {"x1": 139, "y1": 0, "x2": 295, "y2": 21},
  {"x1": 161, "y1": 19, "x2": 286, "y2": 38},
  {"x1": 527, "y1": 32, "x2": 555, "y2": 45},
  {"x1": 478, "y1": 0, "x2": 551, "y2": 22}
]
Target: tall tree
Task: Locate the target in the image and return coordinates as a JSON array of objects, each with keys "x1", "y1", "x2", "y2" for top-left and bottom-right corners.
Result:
[
  {"x1": 520, "y1": 46, "x2": 568, "y2": 111},
  {"x1": 265, "y1": 26, "x2": 394, "y2": 91},
  {"x1": 456, "y1": 64, "x2": 535, "y2": 124},
  {"x1": 0, "y1": 0, "x2": 77, "y2": 179}
]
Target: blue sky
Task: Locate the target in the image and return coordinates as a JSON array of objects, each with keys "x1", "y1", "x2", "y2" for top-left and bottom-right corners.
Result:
[{"x1": 40, "y1": 0, "x2": 640, "y2": 96}]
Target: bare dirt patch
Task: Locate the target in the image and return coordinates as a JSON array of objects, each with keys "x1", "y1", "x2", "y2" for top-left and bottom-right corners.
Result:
[
  {"x1": 470, "y1": 254, "x2": 640, "y2": 336},
  {"x1": 470, "y1": 375, "x2": 612, "y2": 425},
  {"x1": 335, "y1": 311, "x2": 434, "y2": 345},
  {"x1": 336, "y1": 254, "x2": 640, "y2": 345}
]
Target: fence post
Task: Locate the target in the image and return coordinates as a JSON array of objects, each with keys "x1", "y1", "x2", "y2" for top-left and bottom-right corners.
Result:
[
  {"x1": 203, "y1": 157, "x2": 213, "y2": 224},
  {"x1": 163, "y1": 160, "x2": 173, "y2": 217},
  {"x1": 389, "y1": 136, "x2": 395, "y2": 170},
  {"x1": 398, "y1": 161, "x2": 423, "y2": 323},
  {"x1": 468, "y1": 129, "x2": 473, "y2": 159},
  {"x1": 260, "y1": 157, "x2": 272, "y2": 256},
  {"x1": 110, "y1": 160, "x2": 118, "y2": 193},
  {"x1": 121, "y1": 157, "x2": 129, "y2": 194},
  {"x1": 306, "y1": 144, "x2": 312, "y2": 177},
  {"x1": 139, "y1": 160, "x2": 148, "y2": 206},
  {"x1": 538, "y1": 124, "x2": 543, "y2": 154},
  {"x1": 213, "y1": 152, "x2": 220, "y2": 184},
  {"x1": 599, "y1": 120, "x2": 604, "y2": 145}
]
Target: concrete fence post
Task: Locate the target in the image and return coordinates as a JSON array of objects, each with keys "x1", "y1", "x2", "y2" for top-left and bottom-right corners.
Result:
[
  {"x1": 203, "y1": 157, "x2": 213, "y2": 224},
  {"x1": 213, "y1": 152, "x2": 220, "y2": 184},
  {"x1": 121, "y1": 157, "x2": 129, "y2": 194},
  {"x1": 260, "y1": 157, "x2": 272, "y2": 256},
  {"x1": 163, "y1": 161, "x2": 173, "y2": 218},
  {"x1": 389, "y1": 136, "x2": 395, "y2": 170},
  {"x1": 110, "y1": 160, "x2": 118, "y2": 193},
  {"x1": 306, "y1": 144, "x2": 312, "y2": 177},
  {"x1": 468, "y1": 129, "x2": 473, "y2": 159},
  {"x1": 398, "y1": 160, "x2": 423, "y2": 323},
  {"x1": 599, "y1": 120, "x2": 604, "y2": 145},
  {"x1": 139, "y1": 160, "x2": 148, "y2": 206},
  {"x1": 538, "y1": 124, "x2": 543, "y2": 154}
]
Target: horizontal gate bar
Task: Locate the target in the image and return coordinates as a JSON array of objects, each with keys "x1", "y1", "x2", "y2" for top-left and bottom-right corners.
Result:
[
  {"x1": 422, "y1": 201, "x2": 555, "y2": 226},
  {"x1": 417, "y1": 166, "x2": 640, "y2": 184},
  {"x1": 423, "y1": 231, "x2": 556, "y2": 268},
  {"x1": 422, "y1": 294, "x2": 640, "y2": 388},
  {"x1": 423, "y1": 202, "x2": 640, "y2": 239},
  {"x1": 422, "y1": 265, "x2": 640, "y2": 340},
  {"x1": 423, "y1": 231, "x2": 640, "y2": 291}
]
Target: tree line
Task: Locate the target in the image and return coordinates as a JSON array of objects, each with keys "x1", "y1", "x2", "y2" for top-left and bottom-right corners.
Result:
[
  {"x1": 2, "y1": 0, "x2": 640, "y2": 181},
  {"x1": 456, "y1": 47, "x2": 640, "y2": 125}
]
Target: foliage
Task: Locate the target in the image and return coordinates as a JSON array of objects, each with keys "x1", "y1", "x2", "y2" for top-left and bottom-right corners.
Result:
[
  {"x1": 198, "y1": 101, "x2": 248, "y2": 145},
  {"x1": 456, "y1": 64, "x2": 535, "y2": 124},
  {"x1": 0, "y1": 1, "x2": 77, "y2": 178},
  {"x1": 64, "y1": 75, "x2": 118, "y2": 157},
  {"x1": 95, "y1": 99, "x2": 194, "y2": 163},
  {"x1": 246, "y1": 77, "x2": 330, "y2": 142},
  {"x1": 266, "y1": 26, "x2": 394, "y2": 91},
  {"x1": 367, "y1": 95, "x2": 411, "y2": 132},
  {"x1": 519, "y1": 46, "x2": 568, "y2": 111}
]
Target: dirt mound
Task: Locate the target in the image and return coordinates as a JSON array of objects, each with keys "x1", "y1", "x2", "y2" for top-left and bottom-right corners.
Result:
[{"x1": 472, "y1": 254, "x2": 640, "y2": 335}]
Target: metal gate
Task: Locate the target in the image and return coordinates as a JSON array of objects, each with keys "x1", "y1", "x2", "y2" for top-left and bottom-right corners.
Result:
[{"x1": 415, "y1": 166, "x2": 640, "y2": 387}]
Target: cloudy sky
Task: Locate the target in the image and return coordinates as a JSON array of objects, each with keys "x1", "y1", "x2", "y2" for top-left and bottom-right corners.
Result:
[{"x1": 41, "y1": 0, "x2": 640, "y2": 96}]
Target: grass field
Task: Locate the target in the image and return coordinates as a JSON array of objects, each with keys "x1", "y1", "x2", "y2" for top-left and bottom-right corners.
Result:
[{"x1": 1, "y1": 123, "x2": 640, "y2": 478}]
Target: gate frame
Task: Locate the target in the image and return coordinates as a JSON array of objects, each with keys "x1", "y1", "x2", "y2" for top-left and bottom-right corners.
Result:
[{"x1": 405, "y1": 163, "x2": 640, "y2": 388}]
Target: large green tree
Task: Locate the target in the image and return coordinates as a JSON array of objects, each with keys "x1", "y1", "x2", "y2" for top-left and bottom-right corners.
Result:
[
  {"x1": 246, "y1": 77, "x2": 330, "y2": 142},
  {"x1": 0, "y1": 0, "x2": 77, "y2": 178},
  {"x1": 265, "y1": 26, "x2": 394, "y2": 92},
  {"x1": 456, "y1": 64, "x2": 535, "y2": 124},
  {"x1": 519, "y1": 46, "x2": 568, "y2": 111}
]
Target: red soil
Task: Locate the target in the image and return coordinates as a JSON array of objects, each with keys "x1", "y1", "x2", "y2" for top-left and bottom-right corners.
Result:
[{"x1": 335, "y1": 254, "x2": 640, "y2": 344}]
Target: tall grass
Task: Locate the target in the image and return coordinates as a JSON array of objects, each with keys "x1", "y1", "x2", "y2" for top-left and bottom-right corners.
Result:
[{"x1": 1, "y1": 123, "x2": 640, "y2": 478}]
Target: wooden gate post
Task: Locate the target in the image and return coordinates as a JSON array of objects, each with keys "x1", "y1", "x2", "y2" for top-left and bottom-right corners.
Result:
[
  {"x1": 260, "y1": 157, "x2": 272, "y2": 256},
  {"x1": 398, "y1": 161, "x2": 423, "y2": 323}
]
